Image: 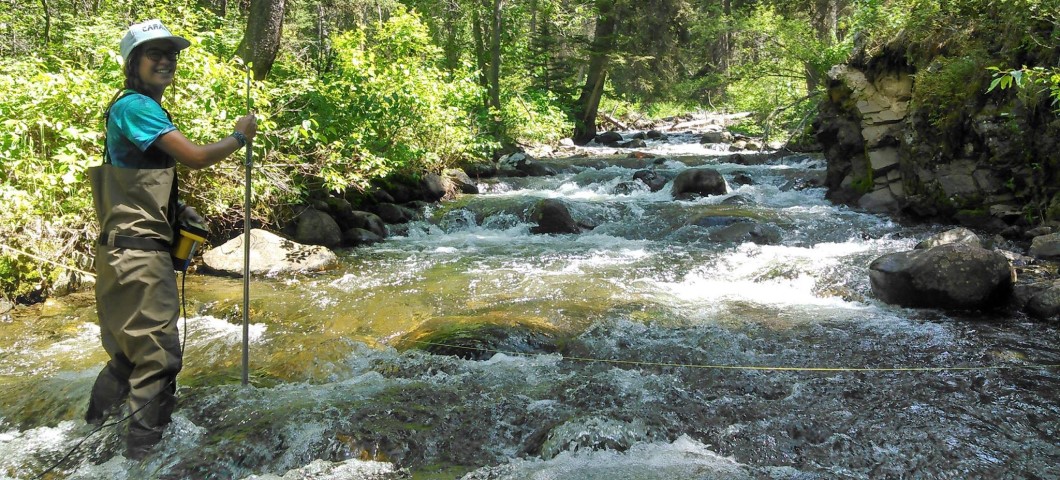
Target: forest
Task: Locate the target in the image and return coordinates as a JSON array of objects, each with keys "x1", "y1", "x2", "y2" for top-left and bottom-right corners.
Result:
[{"x1": 1, "y1": 0, "x2": 1058, "y2": 302}]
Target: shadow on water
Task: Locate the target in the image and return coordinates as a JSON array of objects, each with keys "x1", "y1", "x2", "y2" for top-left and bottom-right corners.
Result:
[{"x1": 2, "y1": 136, "x2": 1059, "y2": 479}]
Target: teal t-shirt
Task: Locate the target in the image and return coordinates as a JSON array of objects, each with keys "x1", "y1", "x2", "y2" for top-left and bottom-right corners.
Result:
[{"x1": 106, "y1": 91, "x2": 177, "y2": 169}]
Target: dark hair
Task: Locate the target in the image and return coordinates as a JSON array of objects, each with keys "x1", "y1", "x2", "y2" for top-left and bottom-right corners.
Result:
[
  {"x1": 122, "y1": 47, "x2": 148, "y2": 94},
  {"x1": 104, "y1": 47, "x2": 150, "y2": 124}
]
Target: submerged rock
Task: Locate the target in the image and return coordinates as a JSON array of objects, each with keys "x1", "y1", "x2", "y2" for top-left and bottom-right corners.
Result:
[
  {"x1": 395, "y1": 315, "x2": 562, "y2": 360},
  {"x1": 462, "y1": 435, "x2": 752, "y2": 480},
  {"x1": 540, "y1": 416, "x2": 650, "y2": 459},
  {"x1": 242, "y1": 458, "x2": 408, "y2": 479}
]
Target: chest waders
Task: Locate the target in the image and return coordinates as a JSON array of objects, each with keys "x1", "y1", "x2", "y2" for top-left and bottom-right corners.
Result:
[{"x1": 86, "y1": 139, "x2": 183, "y2": 459}]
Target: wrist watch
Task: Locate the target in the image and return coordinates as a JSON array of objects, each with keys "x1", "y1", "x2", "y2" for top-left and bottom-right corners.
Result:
[{"x1": 231, "y1": 131, "x2": 247, "y2": 147}]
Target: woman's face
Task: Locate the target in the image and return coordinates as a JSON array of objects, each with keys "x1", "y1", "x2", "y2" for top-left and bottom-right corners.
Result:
[{"x1": 135, "y1": 39, "x2": 180, "y2": 93}]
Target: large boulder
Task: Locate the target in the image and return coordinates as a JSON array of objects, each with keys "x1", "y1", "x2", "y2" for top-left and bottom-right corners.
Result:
[
  {"x1": 202, "y1": 229, "x2": 339, "y2": 276},
  {"x1": 915, "y1": 227, "x2": 982, "y2": 249},
  {"x1": 1029, "y1": 233, "x2": 1060, "y2": 259},
  {"x1": 1015, "y1": 279, "x2": 1060, "y2": 320},
  {"x1": 671, "y1": 168, "x2": 727, "y2": 199},
  {"x1": 529, "y1": 198, "x2": 589, "y2": 234},
  {"x1": 868, "y1": 243, "x2": 1014, "y2": 310},
  {"x1": 372, "y1": 203, "x2": 418, "y2": 224},
  {"x1": 294, "y1": 207, "x2": 343, "y2": 248},
  {"x1": 420, "y1": 172, "x2": 447, "y2": 202},
  {"x1": 445, "y1": 168, "x2": 479, "y2": 194},
  {"x1": 345, "y1": 211, "x2": 387, "y2": 238}
]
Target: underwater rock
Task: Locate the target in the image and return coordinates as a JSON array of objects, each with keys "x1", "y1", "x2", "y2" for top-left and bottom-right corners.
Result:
[
  {"x1": 395, "y1": 315, "x2": 562, "y2": 360},
  {"x1": 462, "y1": 435, "x2": 752, "y2": 480}
]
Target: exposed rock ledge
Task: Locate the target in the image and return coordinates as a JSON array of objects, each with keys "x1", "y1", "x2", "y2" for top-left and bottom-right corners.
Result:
[{"x1": 814, "y1": 61, "x2": 1060, "y2": 240}]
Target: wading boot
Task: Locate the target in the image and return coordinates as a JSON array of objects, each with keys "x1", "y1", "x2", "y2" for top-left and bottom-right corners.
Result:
[
  {"x1": 85, "y1": 364, "x2": 131, "y2": 427},
  {"x1": 125, "y1": 383, "x2": 177, "y2": 460}
]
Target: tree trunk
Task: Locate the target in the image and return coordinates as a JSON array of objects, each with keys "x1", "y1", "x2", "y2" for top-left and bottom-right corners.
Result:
[
  {"x1": 488, "y1": 0, "x2": 502, "y2": 114},
  {"x1": 442, "y1": 1, "x2": 460, "y2": 72},
  {"x1": 239, "y1": 0, "x2": 286, "y2": 80},
  {"x1": 806, "y1": 0, "x2": 842, "y2": 92},
  {"x1": 315, "y1": 2, "x2": 329, "y2": 73},
  {"x1": 472, "y1": 7, "x2": 488, "y2": 92},
  {"x1": 572, "y1": 0, "x2": 616, "y2": 145},
  {"x1": 198, "y1": 0, "x2": 227, "y2": 16},
  {"x1": 40, "y1": 0, "x2": 51, "y2": 46}
]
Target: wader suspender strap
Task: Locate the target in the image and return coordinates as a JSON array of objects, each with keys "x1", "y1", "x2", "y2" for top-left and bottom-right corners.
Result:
[{"x1": 99, "y1": 91, "x2": 181, "y2": 253}]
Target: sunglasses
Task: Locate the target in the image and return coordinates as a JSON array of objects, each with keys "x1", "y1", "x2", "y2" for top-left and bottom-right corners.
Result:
[{"x1": 144, "y1": 48, "x2": 181, "y2": 61}]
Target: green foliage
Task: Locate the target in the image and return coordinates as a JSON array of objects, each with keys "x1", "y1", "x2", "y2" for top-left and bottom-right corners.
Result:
[
  {"x1": 714, "y1": 5, "x2": 844, "y2": 140},
  {"x1": 911, "y1": 55, "x2": 986, "y2": 129},
  {"x1": 0, "y1": 2, "x2": 508, "y2": 300},
  {"x1": 277, "y1": 9, "x2": 490, "y2": 192},
  {"x1": 988, "y1": 66, "x2": 1060, "y2": 114},
  {"x1": 499, "y1": 88, "x2": 572, "y2": 145}
]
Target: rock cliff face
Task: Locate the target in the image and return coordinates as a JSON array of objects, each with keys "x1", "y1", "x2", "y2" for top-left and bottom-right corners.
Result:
[{"x1": 814, "y1": 57, "x2": 1060, "y2": 238}]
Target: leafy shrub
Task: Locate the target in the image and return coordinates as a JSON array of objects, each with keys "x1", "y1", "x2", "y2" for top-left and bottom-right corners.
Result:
[
  {"x1": 277, "y1": 8, "x2": 489, "y2": 193},
  {"x1": 911, "y1": 55, "x2": 986, "y2": 129}
]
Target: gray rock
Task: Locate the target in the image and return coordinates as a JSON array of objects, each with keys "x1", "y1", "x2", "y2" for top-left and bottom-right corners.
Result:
[
  {"x1": 294, "y1": 208, "x2": 343, "y2": 248},
  {"x1": 868, "y1": 243, "x2": 1013, "y2": 310},
  {"x1": 612, "y1": 181, "x2": 646, "y2": 195},
  {"x1": 915, "y1": 227, "x2": 982, "y2": 249},
  {"x1": 202, "y1": 229, "x2": 339, "y2": 276},
  {"x1": 1029, "y1": 233, "x2": 1060, "y2": 259},
  {"x1": 632, "y1": 169, "x2": 668, "y2": 192},
  {"x1": 372, "y1": 203, "x2": 417, "y2": 224},
  {"x1": 595, "y1": 131, "x2": 623, "y2": 144},
  {"x1": 700, "y1": 131, "x2": 734, "y2": 144},
  {"x1": 346, "y1": 211, "x2": 388, "y2": 238},
  {"x1": 530, "y1": 199, "x2": 587, "y2": 234},
  {"x1": 706, "y1": 221, "x2": 783, "y2": 245},
  {"x1": 343, "y1": 227, "x2": 385, "y2": 247},
  {"x1": 445, "y1": 168, "x2": 479, "y2": 194},
  {"x1": 857, "y1": 187, "x2": 898, "y2": 213},
  {"x1": 671, "y1": 168, "x2": 727, "y2": 199},
  {"x1": 1025, "y1": 281, "x2": 1060, "y2": 320},
  {"x1": 420, "y1": 173, "x2": 447, "y2": 202}
]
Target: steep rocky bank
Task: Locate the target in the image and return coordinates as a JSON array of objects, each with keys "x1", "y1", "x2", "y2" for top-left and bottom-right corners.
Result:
[{"x1": 814, "y1": 52, "x2": 1060, "y2": 240}]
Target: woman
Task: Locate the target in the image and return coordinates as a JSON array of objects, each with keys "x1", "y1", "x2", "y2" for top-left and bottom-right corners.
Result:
[{"x1": 86, "y1": 19, "x2": 257, "y2": 460}]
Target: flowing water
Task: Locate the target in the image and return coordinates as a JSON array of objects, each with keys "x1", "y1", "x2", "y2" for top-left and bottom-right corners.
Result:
[{"x1": 2, "y1": 133, "x2": 1059, "y2": 479}]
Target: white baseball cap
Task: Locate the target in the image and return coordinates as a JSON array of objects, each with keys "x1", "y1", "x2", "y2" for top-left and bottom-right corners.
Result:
[{"x1": 120, "y1": 19, "x2": 191, "y2": 62}]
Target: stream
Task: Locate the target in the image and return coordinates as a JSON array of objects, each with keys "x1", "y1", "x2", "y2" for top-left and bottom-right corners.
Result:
[{"x1": 1, "y1": 131, "x2": 1058, "y2": 479}]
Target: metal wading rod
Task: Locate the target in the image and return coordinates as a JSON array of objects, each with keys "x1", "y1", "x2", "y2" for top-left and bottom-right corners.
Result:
[{"x1": 242, "y1": 64, "x2": 253, "y2": 386}]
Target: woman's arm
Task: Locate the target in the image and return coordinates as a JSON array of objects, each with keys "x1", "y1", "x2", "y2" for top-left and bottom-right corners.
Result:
[{"x1": 154, "y1": 114, "x2": 257, "y2": 170}]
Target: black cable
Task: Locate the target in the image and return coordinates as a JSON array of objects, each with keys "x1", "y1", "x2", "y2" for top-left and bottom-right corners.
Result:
[{"x1": 33, "y1": 269, "x2": 190, "y2": 479}]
